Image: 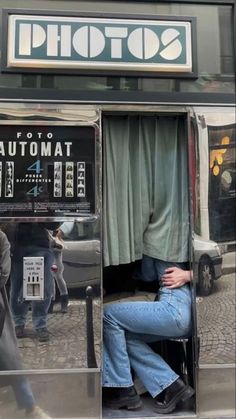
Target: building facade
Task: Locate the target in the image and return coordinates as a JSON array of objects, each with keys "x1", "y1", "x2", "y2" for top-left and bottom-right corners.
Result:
[{"x1": 0, "y1": 1, "x2": 235, "y2": 418}]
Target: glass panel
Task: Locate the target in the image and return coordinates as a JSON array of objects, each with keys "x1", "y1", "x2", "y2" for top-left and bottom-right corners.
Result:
[
  {"x1": 0, "y1": 106, "x2": 102, "y2": 417},
  {"x1": 0, "y1": 371, "x2": 100, "y2": 419},
  {"x1": 193, "y1": 107, "x2": 236, "y2": 364},
  {"x1": 208, "y1": 125, "x2": 236, "y2": 242},
  {"x1": 0, "y1": 108, "x2": 102, "y2": 398},
  {"x1": 0, "y1": 2, "x2": 234, "y2": 96},
  {"x1": 0, "y1": 221, "x2": 101, "y2": 370}
]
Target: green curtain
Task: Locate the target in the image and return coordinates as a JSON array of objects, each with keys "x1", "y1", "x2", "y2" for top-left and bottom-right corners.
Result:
[{"x1": 103, "y1": 115, "x2": 190, "y2": 267}]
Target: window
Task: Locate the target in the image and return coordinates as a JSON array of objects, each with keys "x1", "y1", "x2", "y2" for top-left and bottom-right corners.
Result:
[{"x1": 208, "y1": 124, "x2": 236, "y2": 242}]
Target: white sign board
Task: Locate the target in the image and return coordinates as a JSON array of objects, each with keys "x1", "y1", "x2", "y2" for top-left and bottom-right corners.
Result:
[{"x1": 23, "y1": 256, "x2": 44, "y2": 300}]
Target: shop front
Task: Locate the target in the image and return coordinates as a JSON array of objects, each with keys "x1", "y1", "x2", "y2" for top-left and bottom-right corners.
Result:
[{"x1": 0, "y1": 1, "x2": 235, "y2": 419}]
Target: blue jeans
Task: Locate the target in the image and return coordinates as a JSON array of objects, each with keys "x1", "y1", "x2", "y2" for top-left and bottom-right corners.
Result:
[
  {"x1": 102, "y1": 256, "x2": 192, "y2": 397},
  {"x1": 10, "y1": 246, "x2": 54, "y2": 330},
  {"x1": 12, "y1": 376, "x2": 36, "y2": 410},
  {"x1": 52, "y1": 250, "x2": 68, "y2": 297}
]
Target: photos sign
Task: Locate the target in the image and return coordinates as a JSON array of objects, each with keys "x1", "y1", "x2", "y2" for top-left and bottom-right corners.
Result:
[{"x1": 5, "y1": 14, "x2": 195, "y2": 74}]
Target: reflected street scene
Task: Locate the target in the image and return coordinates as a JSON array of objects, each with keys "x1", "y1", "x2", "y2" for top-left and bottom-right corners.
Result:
[
  {"x1": 0, "y1": 221, "x2": 101, "y2": 370},
  {"x1": 15, "y1": 296, "x2": 101, "y2": 370},
  {"x1": 0, "y1": 113, "x2": 102, "y2": 418},
  {"x1": 0, "y1": 220, "x2": 101, "y2": 418},
  {"x1": 193, "y1": 108, "x2": 236, "y2": 367}
]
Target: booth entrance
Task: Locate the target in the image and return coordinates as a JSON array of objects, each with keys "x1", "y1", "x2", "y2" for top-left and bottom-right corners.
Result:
[{"x1": 102, "y1": 110, "x2": 196, "y2": 418}]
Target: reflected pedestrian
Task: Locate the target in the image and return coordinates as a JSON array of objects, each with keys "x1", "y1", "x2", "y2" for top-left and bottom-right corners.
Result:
[
  {"x1": 48, "y1": 228, "x2": 69, "y2": 314},
  {"x1": 4, "y1": 222, "x2": 56, "y2": 342},
  {"x1": 0, "y1": 228, "x2": 51, "y2": 418}
]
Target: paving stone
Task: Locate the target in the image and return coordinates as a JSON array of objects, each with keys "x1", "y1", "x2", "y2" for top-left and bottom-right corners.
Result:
[{"x1": 197, "y1": 273, "x2": 235, "y2": 364}]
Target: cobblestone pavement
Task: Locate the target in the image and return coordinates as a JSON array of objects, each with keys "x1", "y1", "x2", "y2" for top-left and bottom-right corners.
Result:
[
  {"x1": 0, "y1": 272, "x2": 235, "y2": 418},
  {"x1": 16, "y1": 273, "x2": 235, "y2": 369},
  {"x1": 197, "y1": 273, "x2": 235, "y2": 364},
  {"x1": 17, "y1": 297, "x2": 101, "y2": 370}
]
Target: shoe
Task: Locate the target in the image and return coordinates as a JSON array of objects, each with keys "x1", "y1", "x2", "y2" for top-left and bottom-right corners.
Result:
[
  {"x1": 15, "y1": 325, "x2": 25, "y2": 338},
  {"x1": 25, "y1": 405, "x2": 51, "y2": 418},
  {"x1": 102, "y1": 386, "x2": 142, "y2": 410},
  {"x1": 60, "y1": 294, "x2": 69, "y2": 314},
  {"x1": 36, "y1": 328, "x2": 50, "y2": 342},
  {"x1": 155, "y1": 378, "x2": 195, "y2": 414}
]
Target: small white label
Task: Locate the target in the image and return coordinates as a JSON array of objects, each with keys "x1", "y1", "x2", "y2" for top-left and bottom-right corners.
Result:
[{"x1": 23, "y1": 256, "x2": 44, "y2": 300}]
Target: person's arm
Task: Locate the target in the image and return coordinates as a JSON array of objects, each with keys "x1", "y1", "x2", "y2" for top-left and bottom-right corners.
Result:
[
  {"x1": 55, "y1": 222, "x2": 74, "y2": 240},
  {"x1": 162, "y1": 267, "x2": 192, "y2": 289},
  {"x1": 0, "y1": 231, "x2": 11, "y2": 289}
]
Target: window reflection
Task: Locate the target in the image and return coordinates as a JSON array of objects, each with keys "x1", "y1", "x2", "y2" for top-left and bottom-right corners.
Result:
[
  {"x1": 194, "y1": 110, "x2": 236, "y2": 365},
  {"x1": 208, "y1": 125, "x2": 236, "y2": 242},
  {"x1": 0, "y1": 221, "x2": 101, "y2": 371}
]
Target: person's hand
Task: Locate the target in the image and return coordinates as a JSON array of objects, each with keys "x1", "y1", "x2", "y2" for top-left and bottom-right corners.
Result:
[
  {"x1": 55, "y1": 229, "x2": 64, "y2": 240},
  {"x1": 162, "y1": 267, "x2": 192, "y2": 289}
]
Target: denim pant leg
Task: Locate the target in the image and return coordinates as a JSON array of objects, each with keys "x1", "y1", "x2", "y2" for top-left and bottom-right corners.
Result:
[
  {"x1": 31, "y1": 248, "x2": 54, "y2": 330},
  {"x1": 10, "y1": 260, "x2": 30, "y2": 327},
  {"x1": 126, "y1": 332, "x2": 178, "y2": 397},
  {"x1": 103, "y1": 303, "x2": 134, "y2": 387},
  {"x1": 12, "y1": 376, "x2": 36, "y2": 410},
  {"x1": 53, "y1": 250, "x2": 68, "y2": 296},
  {"x1": 102, "y1": 299, "x2": 189, "y2": 391}
]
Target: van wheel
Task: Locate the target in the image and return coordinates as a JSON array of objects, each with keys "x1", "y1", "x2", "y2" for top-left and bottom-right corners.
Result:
[{"x1": 198, "y1": 256, "x2": 214, "y2": 296}]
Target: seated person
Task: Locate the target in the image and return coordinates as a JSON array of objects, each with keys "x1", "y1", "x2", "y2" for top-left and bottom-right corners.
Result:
[{"x1": 102, "y1": 255, "x2": 194, "y2": 414}]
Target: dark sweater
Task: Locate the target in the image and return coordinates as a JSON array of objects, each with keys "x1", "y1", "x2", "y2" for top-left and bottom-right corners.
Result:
[{"x1": 2, "y1": 222, "x2": 60, "y2": 258}]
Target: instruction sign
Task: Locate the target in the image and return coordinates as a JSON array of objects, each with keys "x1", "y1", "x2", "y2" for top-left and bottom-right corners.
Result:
[{"x1": 23, "y1": 256, "x2": 44, "y2": 300}]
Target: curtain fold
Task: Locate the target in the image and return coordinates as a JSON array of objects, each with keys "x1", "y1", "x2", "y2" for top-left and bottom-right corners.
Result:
[{"x1": 103, "y1": 115, "x2": 189, "y2": 267}]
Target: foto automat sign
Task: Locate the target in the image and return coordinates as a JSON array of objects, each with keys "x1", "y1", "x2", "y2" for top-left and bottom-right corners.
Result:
[
  {"x1": 0, "y1": 125, "x2": 96, "y2": 217},
  {"x1": 5, "y1": 13, "x2": 196, "y2": 75}
]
